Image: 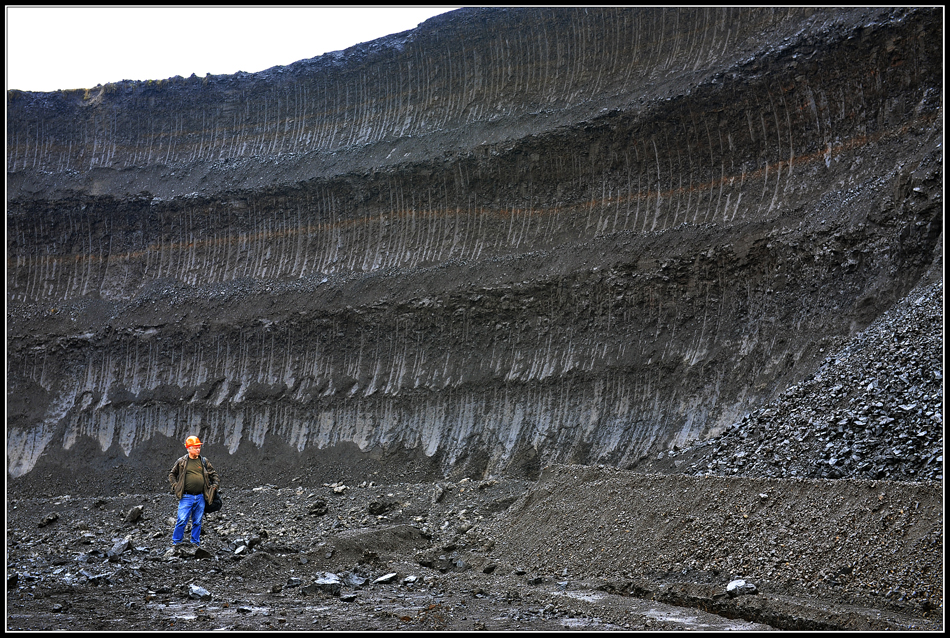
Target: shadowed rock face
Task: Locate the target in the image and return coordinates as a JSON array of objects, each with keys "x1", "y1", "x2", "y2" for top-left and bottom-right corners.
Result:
[{"x1": 6, "y1": 7, "x2": 943, "y2": 491}]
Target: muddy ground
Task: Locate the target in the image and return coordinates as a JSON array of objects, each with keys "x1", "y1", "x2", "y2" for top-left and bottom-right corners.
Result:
[{"x1": 6, "y1": 462, "x2": 942, "y2": 632}]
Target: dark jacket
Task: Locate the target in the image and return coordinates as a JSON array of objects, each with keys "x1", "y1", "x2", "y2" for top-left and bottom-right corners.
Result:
[{"x1": 168, "y1": 454, "x2": 219, "y2": 504}]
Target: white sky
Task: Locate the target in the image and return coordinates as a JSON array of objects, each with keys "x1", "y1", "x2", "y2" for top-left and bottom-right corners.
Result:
[{"x1": 6, "y1": 6, "x2": 462, "y2": 92}]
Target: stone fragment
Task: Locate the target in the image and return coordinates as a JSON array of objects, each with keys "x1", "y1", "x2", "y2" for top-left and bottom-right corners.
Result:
[
  {"x1": 416, "y1": 550, "x2": 454, "y2": 573},
  {"x1": 304, "y1": 573, "x2": 343, "y2": 596},
  {"x1": 82, "y1": 570, "x2": 110, "y2": 585},
  {"x1": 124, "y1": 506, "x2": 144, "y2": 523},
  {"x1": 373, "y1": 572, "x2": 398, "y2": 584},
  {"x1": 107, "y1": 538, "x2": 131, "y2": 561},
  {"x1": 726, "y1": 579, "x2": 757, "y2": 597},
  {"x1": 343, "y1": 572, "x2": 367, "y2": 588},
  {"x1": 368, "y1": 499, "x2": 397, "y2": 515},
  {"x1": 189, "y1": 583, "x2": 212, "y2": 600},
  {"x1": 176, "y1": 544, "x2": 197, "y2": 558},
  {"x1": 38, "y1": 512, "x2": 59, "y2": 528}
]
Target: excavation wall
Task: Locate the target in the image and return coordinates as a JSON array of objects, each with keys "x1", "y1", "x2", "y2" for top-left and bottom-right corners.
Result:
[{"x1": 6, "y1": 7, "x2": 943, "y2": 491}]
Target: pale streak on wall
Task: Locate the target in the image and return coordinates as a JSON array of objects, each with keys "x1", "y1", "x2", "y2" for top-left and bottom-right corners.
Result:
[
  {"x1": 6, "y1": 115, "x2": 929, "y2": 306},
  {"x1": 8, "y1": 8, "x2": 812, "y2": 175}
]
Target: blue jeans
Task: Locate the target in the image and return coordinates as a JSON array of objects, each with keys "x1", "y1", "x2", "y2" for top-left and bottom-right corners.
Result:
[{"x1": 172, "y1": 493, "x2": 206, "y2": 545}]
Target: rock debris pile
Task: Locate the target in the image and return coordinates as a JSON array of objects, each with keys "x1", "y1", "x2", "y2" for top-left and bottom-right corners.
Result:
[{"x1": 663, "y1": 279, "x2": 943, "y2": 483}]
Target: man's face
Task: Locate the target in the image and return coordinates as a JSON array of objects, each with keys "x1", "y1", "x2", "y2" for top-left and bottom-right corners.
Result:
[{"x1": 187, "y1": 444, "x2": 201, "y2": 458}]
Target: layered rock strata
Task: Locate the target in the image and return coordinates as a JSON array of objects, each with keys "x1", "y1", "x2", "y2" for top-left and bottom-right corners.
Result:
[{"x1": 6, "y1": 7, "x2": 943, "y2": 488}]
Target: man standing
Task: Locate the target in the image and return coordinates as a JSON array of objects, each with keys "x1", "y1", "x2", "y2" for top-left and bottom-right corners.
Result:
[{"x1": 168, "y1": 435, "x2": 219, "y2": 547}]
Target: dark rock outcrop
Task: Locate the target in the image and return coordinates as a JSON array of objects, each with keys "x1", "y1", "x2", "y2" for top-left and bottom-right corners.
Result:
[{"x1": 6, "y1": 7, "x2": 942, "y2": 492}]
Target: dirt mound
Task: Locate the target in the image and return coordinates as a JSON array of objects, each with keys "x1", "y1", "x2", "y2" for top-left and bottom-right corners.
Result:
[{"x1": 490, "y1": 465, "x2": 942, "y2": 625}]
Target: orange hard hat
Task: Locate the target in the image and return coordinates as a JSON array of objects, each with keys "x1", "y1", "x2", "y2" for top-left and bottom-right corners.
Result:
[{"x1": 185, "y1": 436, "x2": 202, "y2": 447}]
